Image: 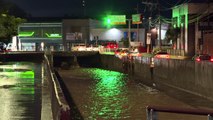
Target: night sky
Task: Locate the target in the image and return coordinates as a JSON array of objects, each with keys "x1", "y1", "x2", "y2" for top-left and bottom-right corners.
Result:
[{"x1": 4, "y1": 0, "x2": 208, "y2": 19}]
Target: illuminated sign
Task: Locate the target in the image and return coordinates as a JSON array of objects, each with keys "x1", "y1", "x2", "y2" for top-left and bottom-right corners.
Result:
[
  {"x1": 132, "y1": 14, "x2": 142, "y2": 24},
  {"x1": 107, "y1": 15, "x2": 126, "y2": 25},
  {"x1": 18, "y1": 31, "x2": 35, "y2": 37},
  {"x1": 45, "y1": 33, "x2": 62, "y2": 38}
]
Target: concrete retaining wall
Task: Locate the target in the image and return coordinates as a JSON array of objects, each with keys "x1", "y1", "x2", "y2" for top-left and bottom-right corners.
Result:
[
  {"x1": 99, "y1": 55, "x2": 213, "y2": 101},
  {"x1": 0, "y1": 52, "x2": 44, "y2": 62},
  {"x1": 52, "y1": 53, "x2": 213, "y2": 101}
]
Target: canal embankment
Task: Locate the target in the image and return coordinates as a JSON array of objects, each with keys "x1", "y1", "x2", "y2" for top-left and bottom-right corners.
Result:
[{"x1": 98, "y1": 54, "x2": 213, "y2": 104}]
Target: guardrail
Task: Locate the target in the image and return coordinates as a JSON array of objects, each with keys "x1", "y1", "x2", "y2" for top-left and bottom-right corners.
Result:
[
  {"x1": 146, "y1": 105, "x2": 213, "y2": 120},
  {"x1": 44, "y1": 53, "x2": 71, "y2": 120}
]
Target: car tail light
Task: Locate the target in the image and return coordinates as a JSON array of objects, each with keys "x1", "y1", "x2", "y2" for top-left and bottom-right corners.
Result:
[
  {"x1": 210, "y1": 58, "x2": 213, "y2": 62},
  {"x1": 156, "y1": 55, "x2": 160, "y2": 58},
  {"x1": 196, "y1": 58, "x2": 201, "y2": 62}
]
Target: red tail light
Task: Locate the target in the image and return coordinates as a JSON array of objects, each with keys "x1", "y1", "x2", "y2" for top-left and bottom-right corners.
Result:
[
  {"x1": 210, "y1": 58, "x2": 213, "y2": 62},
  {"x1": 196, "y1": 58, "x2": 200, "y2": 62}
]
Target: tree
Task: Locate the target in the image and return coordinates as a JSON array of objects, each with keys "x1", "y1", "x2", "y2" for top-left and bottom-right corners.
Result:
[
  {"x1": 165, "y1": 24, "x2": 180, "y2": 46},
  {"x1": 0, "y1": 14, "x2": 26, "y2": 43},
  {"x1": 0, "y1": 0, "x2": 26, "y2": 43},
  {"x1": 120, "y1": 37, "x2": 129, "y2": 48}
]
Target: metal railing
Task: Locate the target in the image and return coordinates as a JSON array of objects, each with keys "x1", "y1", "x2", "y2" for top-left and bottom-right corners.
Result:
[{"x1": 146, "y1": 105, "x2": 213, "y2": 120}]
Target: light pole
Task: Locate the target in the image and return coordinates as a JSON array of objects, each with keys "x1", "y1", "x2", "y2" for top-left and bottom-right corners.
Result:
[
  {"x1": 147, "y1": 17, "x2": 152, "y2": 53},
  {"x1": 127, "y1": 19, "x2": 132, "y2": 48},
  {"x1": 157, "y1": 0, "x2": 161, "y2": 49},
  {"x1": 82, "y1": 0, "x2": 86, "y2": 17},
  {"x1": 136, "y1": 4, "x2": 140, "y2": 42}
]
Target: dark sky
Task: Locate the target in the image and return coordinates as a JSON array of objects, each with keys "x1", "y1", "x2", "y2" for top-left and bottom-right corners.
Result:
[{"x1": 4, "y1": 0, "x2": 207, "y2": 19}]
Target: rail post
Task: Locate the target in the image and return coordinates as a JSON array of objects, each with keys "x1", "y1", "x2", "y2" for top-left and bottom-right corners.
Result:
[
  {"x1": 208, "y1": 114, "x2": 213, "y2": 120},
  {"x1": 147, "y1": 108, "x2": 158, "y2": 120}
]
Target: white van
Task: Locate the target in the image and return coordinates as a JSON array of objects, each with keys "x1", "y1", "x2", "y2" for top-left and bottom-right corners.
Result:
[{"x1": 6, "y1": 43, "x2": 17, "y2": 51}]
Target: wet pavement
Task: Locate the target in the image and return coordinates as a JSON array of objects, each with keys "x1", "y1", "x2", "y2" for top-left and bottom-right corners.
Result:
[
  {"x1": 58, "y1": 68, "x2": 213, "y2": 120},
  {"x1": 0, "y1": 62, "x2": 52, "y2": 120}
]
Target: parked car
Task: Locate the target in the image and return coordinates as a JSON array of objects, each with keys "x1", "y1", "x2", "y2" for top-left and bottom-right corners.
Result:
[
  {"x1": 114, "y1": 48, "x2": 129, "y2": 57},
  {"x1": 102, "y1": 42, "x2": 118, "y2": 49},
  {"x1": 192, "y1": 54, "x2": 213, "y2": 62},
  {"x1": 154, "y1": 51, "x2": 170, "y2": 59},
  {"x1": 128, "y1": 48, "x2": 142, "y2": 57},
  {"x1": 0, "y1": 42, "x2": 6, "y2": 51}
]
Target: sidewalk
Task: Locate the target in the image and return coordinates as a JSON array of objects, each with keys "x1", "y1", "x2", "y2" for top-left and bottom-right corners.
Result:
[{"x1": 41, "y1": 75, "x2": 53, "y2": 120}]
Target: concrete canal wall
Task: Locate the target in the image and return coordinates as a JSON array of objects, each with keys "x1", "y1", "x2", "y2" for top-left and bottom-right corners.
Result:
[
  {"x1": 52, "y1": 52, "x2": 213, "y2": 101},
  {"x1": 0, "y1": 52, "x2": 44, "y2": 62},
  {"x1": 99, "y1": 54, "x2": 213, "y2": 101}
]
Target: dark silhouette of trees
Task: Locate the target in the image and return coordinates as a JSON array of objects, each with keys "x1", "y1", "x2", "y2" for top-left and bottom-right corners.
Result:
[
  {"x1": 0, "y1": 0, "x2": 26, "y2": 43},
  {"x1": 165, "y1": 24, "x2": 180, "y2": 46}
]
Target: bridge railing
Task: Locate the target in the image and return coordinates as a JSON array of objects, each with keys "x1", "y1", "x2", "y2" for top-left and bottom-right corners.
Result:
[
  {"x1": 146, "y1": 105, "x2": 213, "y2": 120},
  {"x1": 44, "y1": 54, "x2": 71, "y2": 120}
]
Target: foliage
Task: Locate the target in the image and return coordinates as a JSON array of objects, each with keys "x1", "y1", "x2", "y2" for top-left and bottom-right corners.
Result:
[
  {"x1": 165, "y1": 24, "x2": 180, "y2": 45},
  {"x1": 0, "y1": 0, "x2": 27, "y2": 43},
  {"x1": 0, "y1": 14, "x2": 26, "y2": 43},
  {"x1": 120, "y1": 37, "x2": 129, "y2": 48}
]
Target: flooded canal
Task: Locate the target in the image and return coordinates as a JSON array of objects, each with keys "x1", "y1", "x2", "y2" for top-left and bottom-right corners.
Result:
[
  {"x1": 0, "y1": 62, "x2": 42, "y2": 120},
  {"x1": 59, "y1": 68, "x2": 213, "y2": 120}
]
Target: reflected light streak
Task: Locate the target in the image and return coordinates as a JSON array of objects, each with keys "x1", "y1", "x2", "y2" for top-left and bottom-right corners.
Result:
[
  {"x1": 84, "y1": 68, "x2": 129, "y2": 119},
  {"x1": 0, "y1": 63, "x2": 35, "y2": 119}
]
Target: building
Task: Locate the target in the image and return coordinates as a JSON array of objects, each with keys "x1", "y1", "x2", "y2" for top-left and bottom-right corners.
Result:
[
  {"x1": 18, "y1": 19, "x2": 146, "y2": 51},
  {"x1": 172, "y1": 2, "x2": 213, "y2": 56},
  {"x1": 18, "y1": 23, "x2": 62, "y2": 51}
]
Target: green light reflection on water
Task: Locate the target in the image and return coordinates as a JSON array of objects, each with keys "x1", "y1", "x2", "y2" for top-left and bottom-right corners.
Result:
[
  {"x1": 0, "y1": 64, "x2": 35, "y2": 95},
  {"x1": 83, "y1": 68, "x2": 129, "y2": 119},
  {"x1": 0, "y1": 71, "x2": 34, "y2": 78}
]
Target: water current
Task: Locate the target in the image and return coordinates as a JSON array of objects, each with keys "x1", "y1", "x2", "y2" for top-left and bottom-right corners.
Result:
[{"x1": 59, "y1": 67, "x2": 213, "y2": 120}]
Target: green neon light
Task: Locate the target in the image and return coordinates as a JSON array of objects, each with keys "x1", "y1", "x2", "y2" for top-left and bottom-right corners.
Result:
[
  {"x1": 172, "y1": 4, "x2": 188, "y2": 28},
  {"x1": 107, "y1": 19, "x2": 111, "y2": 24},
  {"x1": 45, "y1": 33, "x2": 62, "y2": 38},
  {"x1": 19, "y1": 31, "x2": 35, "y2": 37},
  {"x1": 104, "y1": 15, "x2": 126, "y2": 26}
]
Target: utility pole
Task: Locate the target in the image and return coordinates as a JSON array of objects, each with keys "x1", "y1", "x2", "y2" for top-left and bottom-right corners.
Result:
[
  {"x1": 148, "y1": 17, "x2": 152, "y2": 52},
  {"x1": 82, "y1": 0, "x2": 86, "y2": 17},
  {"x1": 136, "y1": 3, "x2": 140, "y2": 42},
  {"x1": 141, "y1": 0, "x2": 158, "y2": 52},
  {"x1": 127, "y1": 19, "x2": 132, "y2": 48},
  {"x1": 157, "y1": 0, "x2": 161, "y2": 49}
]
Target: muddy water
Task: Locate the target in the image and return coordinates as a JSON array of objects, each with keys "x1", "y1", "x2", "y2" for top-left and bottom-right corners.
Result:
[{"x1": 59, "y1": 68, "x2": 213, "y2": 120}]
